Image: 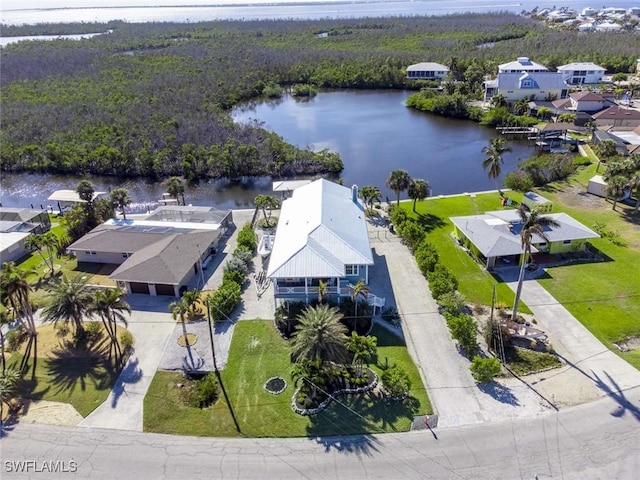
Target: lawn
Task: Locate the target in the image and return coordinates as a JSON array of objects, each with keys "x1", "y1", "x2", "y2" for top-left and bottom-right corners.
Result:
[
  {"x1": 399, "y1": 193, "x2": 531, "y2": 313},
  {"x1": 144, "y1": 320, "x2": 431, "y2": 437},
  {"x1": 8, "y1": 323, "x2": 130, "y2": 417}
]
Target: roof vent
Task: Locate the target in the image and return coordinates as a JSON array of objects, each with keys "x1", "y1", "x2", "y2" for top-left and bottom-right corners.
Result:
[{"x1": 352, "y1": 185, "x2": 359, "y2": 203}]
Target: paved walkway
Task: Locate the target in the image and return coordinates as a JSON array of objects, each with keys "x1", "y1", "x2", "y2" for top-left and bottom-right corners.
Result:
[
  {"x1": 500, "y1": 269, "x2": 640, "y2": 396},
  {"x1": 367, "y1": 219, "x2": 549, "y2": 428}
]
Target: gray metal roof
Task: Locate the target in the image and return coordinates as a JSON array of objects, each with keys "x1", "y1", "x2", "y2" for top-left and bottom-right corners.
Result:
[
  {"x1": 451, "y1": 210, "x2": 599, "y2": 258},
  {"x1": 0, "y1": 207, "x2": 44, "y2": 223},
  {"x1": 407, "y1": 62, "x2": 449, "y2": 72},
  {"x1": 495, "y1": 72, "x2": 568, "y2": 91},
  {"x1": 267, "y1": 179, "x2": 373, "y2": 279}
]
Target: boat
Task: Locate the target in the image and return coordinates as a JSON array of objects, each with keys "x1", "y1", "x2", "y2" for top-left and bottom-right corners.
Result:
[{"x1": 258, "y1": 234, "x2": 274, "y2": 258}]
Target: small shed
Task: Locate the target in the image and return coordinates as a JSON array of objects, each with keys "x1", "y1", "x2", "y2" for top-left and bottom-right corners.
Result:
[
  {"x1": 587, "y1": 175, "x2": 608, "y2": 198},
  {"x1": 522, "y1": 191, "x2": 553, "y2": 213}
]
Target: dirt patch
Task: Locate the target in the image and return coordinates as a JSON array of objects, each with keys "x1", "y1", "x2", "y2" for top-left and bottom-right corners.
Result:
[
  {"x1": 18, "y1": 400, "x2": 83, "y2": 426},
  {"x1": 552, "y1": 183, "x2": 611, "y2": 210},
  {"x1": 614, "y1": 336, "x2": 640, "y2": 352}
]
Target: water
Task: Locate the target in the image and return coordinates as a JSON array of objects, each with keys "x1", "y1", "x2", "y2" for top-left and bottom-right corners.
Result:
[
  {"x1": 1, "y1": 90, "x2": 534, "y2": 209},
  {"x1": 3, "y1": 0, "x2": 637, "y2": 26}
]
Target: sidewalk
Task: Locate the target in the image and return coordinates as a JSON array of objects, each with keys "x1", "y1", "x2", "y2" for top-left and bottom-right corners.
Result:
[{"x1": 500, "y1": 270, "x2": 640, "y2": 396}]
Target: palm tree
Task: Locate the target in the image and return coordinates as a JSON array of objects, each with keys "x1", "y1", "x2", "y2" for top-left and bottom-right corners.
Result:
[
  {"x1": 291, "y1": 304, "x2": 349, "y2": 364},
  {"x1": 165, "y1": 177, "x2": 186, "y2": 206},
  {"x1": 482, "y1": 137, "x2": 512, "y2": 195},
  {"x1": 348, "y1": 279, "x2": 370, "y2": 332},
  {"x1": 348, "y1": 332, "x2": 377, "y2": 377},
  {"x1": 180, "y1": 289, "x2": 201, "y2": 319},
  {"x1": 253, "y1": 194, "x2": 279, "y2": 227},
  {"x1": 359, "y1": 185, "x2": 381, "y2": 213},
  {"x1": 604, "y1": 174, "x2": 628, "y2": 211},
  {"x1": 513, "y1": 98, "x2": 529, "y2": 116},
  {"x1": 490, "y1": 93, "x2": 507, "y2": 108},
  {"x1": 386, "y1": 169, "x2": 412, "y2": 206},
  {"x1": 110, "y1": 188, "x2": 132, "y2": 220},
  {"x1": 76, "y1": 179, "x2": 95, "y2": 203},
  {"x1": 595, "y1": 139, "x2": 619, "y2": 172},
  {"x1": 25, "y1": 231, "x2": 58, "y2": 276},
  {"x1": 317, "y1": 280, "x2": 329, "y2": 304},
  {"x1": 511, "y1": 205, "x2": 560, "y2": 321},
  {"x1": 88, "y1": 288, "x2": 130, "y2": 359},
  {"x1": 41, "y1": 274, "x2": 94, "y2": 338},
  {"x1": 0, "y1": 262, "x2": 36, "y2": 336},
  {"x1": 407, "y1": 179, "x2": 429, "y2": 212},
  {"x1": 537, "y1": 106, "x2": 552, "y2": 121},
  {"x1": 0, "y1": 367, "x2": 20, "y2": 421}
]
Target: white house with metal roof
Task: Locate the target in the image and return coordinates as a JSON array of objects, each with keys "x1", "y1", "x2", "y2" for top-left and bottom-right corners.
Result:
[
  {"x1": 498, "y1": 57, "x2": 548, "y2": 74},
  {"x1": 450, "y1": 210, "x2": 599, "y2": 271},
  {"x1": 406, "y1": 62, "x2": 450, "y2": 81},
  {"x1": 484, "y1": 71, "x2": 569, "y2": 104},
  {"x1": 267, "y1": 179, "x2": 375, "y2": 304},
  {"x1": 557, "y1": 62, "x2": 606, "y2": 85}
]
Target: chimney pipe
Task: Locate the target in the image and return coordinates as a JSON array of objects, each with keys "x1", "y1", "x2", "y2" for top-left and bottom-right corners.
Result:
[{"x1": 351, "y1": 185, "x2": 359, "y2": 203}]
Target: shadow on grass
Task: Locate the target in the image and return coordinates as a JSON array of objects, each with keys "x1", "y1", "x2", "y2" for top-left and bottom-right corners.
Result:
[{"x1": 416, "y1": 212, "x2": 447, "y2": 234}]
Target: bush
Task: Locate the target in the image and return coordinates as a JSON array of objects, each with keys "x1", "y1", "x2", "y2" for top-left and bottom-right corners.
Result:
[
  {"x1": 389, "y1": 205, "x2": 408, "y2": 228},
  {"x1": 396, "y1": 219, "x2": 426, "y2": 252},
  {"x1": 519, "y1": 153, "x2": 576, "y2": 186},
  {"x1": 427, "y1": 264, "x2": 458, "y2": 300},
  {"x1": 381, "y1": 365, "x2": 412, "y2": 398},
  {"x1": 233, "y1": 249, "x2": 254, "y2": 266},
  {"x1": 85, "y1": 321, "x2": 103, "y2": 343},
  {"x1": 236, "y1": 222, "x2": 257, "y2": 252},
  {"x1": 470, "y1": 356, "x2": 502, "y2": 382},
  {"x1": 188, "y1": 372, "x2": 219, "y2": 408},
  {"x1": 447, "y1": 313, "x2": 478, "y2": 356},
  {"x1": 503, "y1": 171, "x2": 534, "y2": 193},
  {"x1": 291, "y1": 83, "x2": 317, "y2": 97},
  {"x1": 6, "y1": 325, "x2": 28, "y2": 352},
  {"x1": 414, "y1": 240, "x2": 439, "y2": 275},
  {"x1": 224, "y1": 256, "x2": 248, "y2": 276},
  {"x1": 262, "y1": 83, "x2": 284, "y2": 98},
  {"x1": 572, "y1": 155, "x2": 592, "y2": 167},
  {"x1": 222, "y1": 268, "x2": 245, "y2": 286},
  {"x1": 438, "y1": 291, "x2": 467, "y2": 316},
  {"x1": 209, "y1": 280, "x2": 242, "y2": 321},
  {"x1": 120, "y1": 330, "x2": 134, "y2": 352}
]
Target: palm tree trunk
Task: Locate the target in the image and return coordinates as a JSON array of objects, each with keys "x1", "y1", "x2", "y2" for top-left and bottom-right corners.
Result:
[
  {"x1": 511, "y1": 253, "x2": 527, "y2": 321},
  {"x1": 0, "y1": 328, "x2": 6, "y2": 375}
]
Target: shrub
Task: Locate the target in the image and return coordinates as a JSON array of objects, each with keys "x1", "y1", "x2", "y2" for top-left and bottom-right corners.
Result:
[
  {"x1": 414, "y1": 240, "x2": 439, "y2": 275},
  {"x1": 438, "y1": 291, "x2": 467, "y2": 316},
  {"x1": 381, "y1": 365, "x2": 412, "y2": 398},
  {"x1": 389, "y1": 205, "x2": 408, "y2": 228},
  {"x1": 519, "y1": 153, "x2": 576, "y2": 186},
  {"x1": 236, "y1": 222, "x2": 257, "y2": 252},
  {"x1": 233, "y1": 249, "x2": 254, "y2": 266},
  {"x1": 262, "y1": 83, "x2": 284, "y2": 98},
  {"x1": 396, "y1": 219, "x2": 426, "y2": 252},
  {"x1": 209, "y1": 280, "x2": 242, "y2": 321},
  {"x1": 291, "y1": 83, "x2": 317, "y2": 97},
  {"x1": 503, "y1": 171, "x2": 534, "y2": 193},
  {"x1": 257, "y1": 216, "x2": 278, "y2": 229},
  {"x1": 188, "y1": 372, "x2": 219, "y2": 408},
  {"x1": 380, "y1": 306, "x2": 401, "y2": 327},
  {"x1": 447, "y1": 313, "x2": 478, "y2": 356},
  {"x1": 572, "y1": 155, "x2": 592, "y2": 167},
  {"x1": 223, "y1": 269, "x2": 245, "y2": 286},
  {"x1": 85, "y1": 321, "x2": 103, "y2": 343},
  {"x1": 120, "y1": 330, "x2": 134, "y2": 352},
  {"x1": 470, "y1": 356, "x2": 502, "y2": 382},
  {"x1": 427, "y1": 264, "x2": 458, "y2": 300},
  {"x1": 6, "y1": 325, "x2": 27, "y2": 352},
  {"x1": 225, "y1": 256, "x2": 248, "y2": 276}
]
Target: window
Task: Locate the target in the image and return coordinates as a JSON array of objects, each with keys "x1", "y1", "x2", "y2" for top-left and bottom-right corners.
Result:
[
  {"x1": 85, "y1": 251, "x2": 96, "y2": 255},
  {"x1": 563, "y1": 240, "x2": 572, "y2": 245},
  {"x1": 345, "y1": 265, "x2": 359, "y2": 276},
  {"x1": 521, "y1": 80, "x2": 532, "y2": 88},
  {"x1": 122, "y1": 252, "x2": 132, "y2": 258}
]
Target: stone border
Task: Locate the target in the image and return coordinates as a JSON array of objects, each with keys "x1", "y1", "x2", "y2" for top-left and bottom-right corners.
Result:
[
  {"x1": 291, "y1": 369, "x2": 379, "y2": 416},
  {"x1": 264, "y1": 376, "x2": 287, "y2": 395}
]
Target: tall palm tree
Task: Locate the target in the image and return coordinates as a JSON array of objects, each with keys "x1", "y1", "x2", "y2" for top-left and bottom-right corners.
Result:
[
  {"x1": 348, "y1": 332, "x2": 377, "y2": 377},
  {"x1": 291, "y1": 304, "x2": 349, "y2": 364},
  {"x1": 348, "y1": 279, "x2": 370, "y2": 332},
  {"x1": 317, "y1": 280, "x2": 329, "y2": 304},
  {"x1": 41, "y1": 274, "x2": 94, "y2": 337},
  {"x1": 604, "y1": 174, "x2": 628, "y2": 211},
  {"x1": 75, "y1": 179, "x2": 96, "y2": 204},
  {"x1": 253, "y1": 194, "x2": 280, "y2": 227},
  {"x1": 386, "y1": 169, "x2": 412, "y2": 206},
  {"x1": 25, "y1": 231, "x2": 58, "y2": 276},
  {"x1": 595, "y1": 139, "x2": 619, "y2": 172},
  {"x1": 88, "y1": 288, "x2": 130, "y2": 359},
  {"x1": 482, "y1": 137, "x2": 512, "y2": 195},
  {"x1": 109, "y1": 187, "x2": 132, "y2": 220},
  {"x1": 407, "y1": 179, "x2": 429, "y2": 212},
  {"x1": 165, "y1": 176, "x2": 186, "y2": 206},
  {"x1": 0, "y1": 262, "x2": 36, "y2": 336},
  {"x1": 511, "y1": 205, "x2": 560, "y2": 321},
  {"x1": 359, "y1": 185, "x2": 381, "y2": 213}
]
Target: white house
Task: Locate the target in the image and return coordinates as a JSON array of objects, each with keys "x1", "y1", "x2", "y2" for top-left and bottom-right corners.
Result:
[
  {"x1": 557, "y1": 62, "x2": 606, "y2": 85},
  {"x1": 267, "y1": 179, "x2": 377, "y2": 305},
  {"x1": 484, "y1": 71, "x2": 569, "y2": 104},
  {"x1": 553, "y1": 91, "x2": 612, "y2": 113},
  {"x1": 406, "y1": 62, "x2": 450, "y2": 81},
  {"x1": 498, "y1": 57, "x2": 548, "y2": 74}
]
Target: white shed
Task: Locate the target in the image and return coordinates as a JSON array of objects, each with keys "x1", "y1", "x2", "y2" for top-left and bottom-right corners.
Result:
[{"x1": 587, "y1": 175, "x2": 608, "y2": 198}]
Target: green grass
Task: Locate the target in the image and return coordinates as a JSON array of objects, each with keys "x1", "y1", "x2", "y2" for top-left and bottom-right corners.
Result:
[
  {"x1": 8, "y1": 324, "x2": 128, "y2": 417},
  {"x1": 504, "y1": 347, "x2": 562, "y2": 376},
  {"x1": 399, "y1": 194, "x2": 531, "y2": 313},
  {"x1": 144, "y1": 320, "x2": 431, "y2": 437}
]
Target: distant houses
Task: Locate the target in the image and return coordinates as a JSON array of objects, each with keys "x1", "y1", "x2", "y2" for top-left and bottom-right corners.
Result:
[
  {"x1": 406, "y1": 62, "x2": 449, "y2": 82},
  {"x1": 557, "y1": 62, "x2": 606, "y2": 85},
  {"x1": 498, "y1": 57, "x2": 548, "y2": 74},
  {"x1": 0, "y1": 207, "x2": 52, "y2": 264}
]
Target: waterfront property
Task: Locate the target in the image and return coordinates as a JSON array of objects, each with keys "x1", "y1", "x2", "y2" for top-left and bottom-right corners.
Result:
[
  {"x1": 405, "y1": 62, "x2": 449, "y2": 81},
  {"x1": 498, "y1": 56, "x2": 548, "y2": 74},
  {"x1": 67, "y1": 206, "x2": 232, "y2": 296},
  {"x1": 484, "y1": 71, "x2": 569, "y2": 104},
  {"x1": 552, "y1": 91, "x2": 614, "y2": 113},
  {"x1": 556, "y1": 62, "x2": 606, "y2": 85},
  {"x1": 266, "y1": 179, "x2": 380, "y2": 306},
  {"x1": 47, "y1": 189, "x2": 107, "y2": 213},
  {"x1": 0, "y1": 207, "x2": 52, "y2": 263},
  {"x1": 450, "y1": 209, "x2": 600, "y2": 271},
  {"x1": 592, "y1": 105, "x2": 640, "y2": 128}
]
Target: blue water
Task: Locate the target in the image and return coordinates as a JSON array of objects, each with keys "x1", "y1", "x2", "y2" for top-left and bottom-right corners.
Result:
[{"x1": 3, "y1": 1, "x2": 639, "y2": 25}]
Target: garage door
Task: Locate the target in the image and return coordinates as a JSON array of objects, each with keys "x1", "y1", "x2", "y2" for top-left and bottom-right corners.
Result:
[
  {"x1": 155, "y1": 284, "x2": 176, "y2": 296},
  {"x1": 130, "y1": 282, "x2": 150, "y2": 294}
]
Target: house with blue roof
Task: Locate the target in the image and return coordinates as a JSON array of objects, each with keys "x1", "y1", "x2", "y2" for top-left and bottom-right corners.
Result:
[{"x1": 484, "y1": 71, "x2": 569, "y2": 105}]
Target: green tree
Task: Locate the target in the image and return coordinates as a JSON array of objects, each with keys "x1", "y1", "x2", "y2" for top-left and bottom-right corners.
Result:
[
  {"x1": 513, "y1": 97, "x2": 530, "y2": 115},
  {"x1": 88, "y1": 288, "x2": 130, "y2": 360},
  {"x1": 470, "y1": 356, "x2": 501, "y2": 382},
  {"x1": 537, "y1": 106, "x2": 552, "y2": 121},
  {"x1": 447, "y1": 313, "x2": 479, "y2": 356},
  {"x1": 511, "y1": 205, "x2": 560, "y2": 321},
  {"x1": 75, "y1": 179, "x2": 95, "y2": 204},
  {"x1": 41, "y1": 274, "x2": 94, "y2": 338},
  {"x1": 165, "y1": 176, "x2": 186, "y2": 205},
  {"x1": 595, "y1": 139, "x2": 619, "y2": 172},
  {"x1": 348, "y1": 332, "x2": 377, "y2": 376},
  {"x1": 359, "y1": 185, "x2": 381, "y2": 212},
  {"x1": 490, "y1": 94, "x2": 507, "y2": 108},
  {"x1": 0, "y1": 262, "x2": 36, "y2": 336},
  {"x1": 317, "y1": 280, "x2": 329, "y2": 304},
  {"x1": 407, "y1": 178, "x2": 429, "y2": 212},
  {"x1": 24, "y1": 231, "x2": 58, "y2": 276},
  {"x1": 348, "y1": 279, "x2": 370, "y2": 331},
  {"x1": 109, "y1": 187, "x2": 132, "y2": 220},
  {"x1": 386, "y1": 169, "x2": 412, "y2": 206},
  {"x1": 254, "y1": 194, "x2": 279, "y2": 227},
  {"x1": 0, "y1": 367, "x2": 20, "y2": 420},
  {"x1": 604, "y1": 174, "x2": 629, "y2": 211},
  {"x1": 291, "y1": 304, "x2": 349, "y2": 364},
  {"x1": 381, "y1": 365, "x2": 411, "y2": 398},
  {"x1": 482, "y1": 137, "x2": 512, "y2": 194}
]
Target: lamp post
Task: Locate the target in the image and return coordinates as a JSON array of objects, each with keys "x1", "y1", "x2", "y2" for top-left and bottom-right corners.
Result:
[{"x1": 205, "y1": 297, "x2": 218, "y2": 373}]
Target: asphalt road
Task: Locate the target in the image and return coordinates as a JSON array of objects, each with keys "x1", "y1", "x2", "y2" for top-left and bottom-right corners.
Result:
[{"x1": 3, "y1": 386, "x2": 639, "y2": 480}]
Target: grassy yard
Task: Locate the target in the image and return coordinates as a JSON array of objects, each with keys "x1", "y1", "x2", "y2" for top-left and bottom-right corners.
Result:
[
  {"x1": 144, "y1": 320, "x2": 431, "y2": 437},
  {"x1": 8, "y1": 323, "x2": 130, "y2": 417},
  {"x1": 399, "y1": 193, "x2": 530, "y2": 313}
]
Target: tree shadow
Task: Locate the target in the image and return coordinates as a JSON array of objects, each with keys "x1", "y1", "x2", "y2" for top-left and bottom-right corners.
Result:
[
  {"x1": 110, "y1": 357, "x2": 143, "y2": 408},
  {"x1": 477, "y1": 381, "x2": 520, "y2": 406},
  {"x1": 415, "y1": 212, "x2": 447, "y2": 233}
]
